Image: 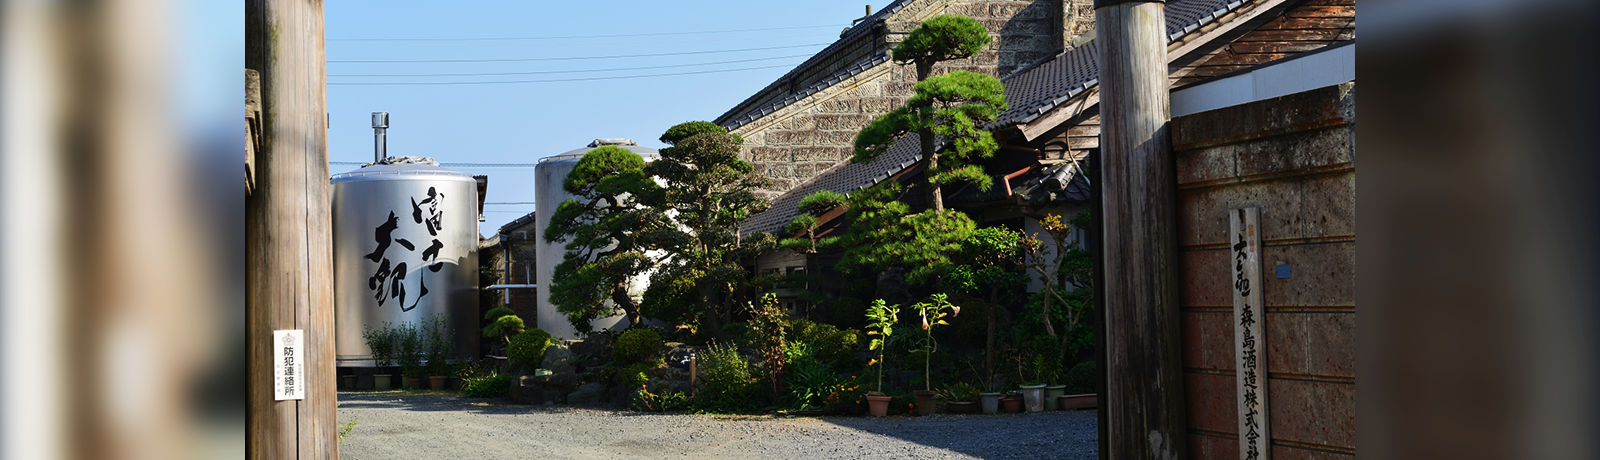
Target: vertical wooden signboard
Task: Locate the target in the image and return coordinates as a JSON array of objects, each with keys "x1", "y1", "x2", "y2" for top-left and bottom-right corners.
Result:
[{"x1": 1230, "y1": 207, "x2": 1269, "y2": 460}]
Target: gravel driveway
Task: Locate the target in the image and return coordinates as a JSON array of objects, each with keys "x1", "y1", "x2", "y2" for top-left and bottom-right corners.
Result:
[{"x1": 337, "y1": 391, "x2": 1098, "y2": 459}]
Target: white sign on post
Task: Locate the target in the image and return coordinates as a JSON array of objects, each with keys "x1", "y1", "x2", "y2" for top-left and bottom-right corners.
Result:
[
  {"x1": 1230, "y1": 207, "x2": 1269, "y2": 460},
  {"x1": 274, "y1": 329, "x2": 306, "y2": 401}
]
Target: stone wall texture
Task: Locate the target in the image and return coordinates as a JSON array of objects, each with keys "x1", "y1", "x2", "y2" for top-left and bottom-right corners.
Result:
[
  {"x1": 1173, "y1": 82, "x2": 1356, "y2": 460},
  {"x1": 729, "y1": 0, "x2": 1097, "y2": 198}
]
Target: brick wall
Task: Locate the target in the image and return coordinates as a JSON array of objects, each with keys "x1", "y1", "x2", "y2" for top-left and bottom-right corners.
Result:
[
  {"x1": 1173, "y1": 82, "x2": 1356, "y2": 459},
  {"x1": 731, "y1": 0, "x2": 1096, "y2": 197}
]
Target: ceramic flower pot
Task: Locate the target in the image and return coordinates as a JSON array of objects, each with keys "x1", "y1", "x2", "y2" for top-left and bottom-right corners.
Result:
[
  {"x1": 1000, "y1": 396, "x2": 1023, "y2": 413},
  {"x1": 979, "y1": 393, "x2": 1002, "y2": 414},
  {"x1": 913, "y1": 390, "x2": 939, "y2": 416},
  {"x1": 428, "y1": 375, "x2": 447, "y2": 390},
  {"x1": 341, "y1": 375, "x2": 356, "y2": 390},
  {"x1": 946, "y1": 401, "x2": 979, "y2": 414},
  {"x1": 407, "y1": 377, "x2": 423, "y2": 389},
  {"x1": 1058, "y1": 393, "x2": 1098, "y2": 410},
  {"x1": 866, "y1": 394, "x2": 892, "y2": 417},
  {"x1": 1020, "y1": 384, "x2": 1046, "y2": 412},
  {"x1": 1044, "y1": 385, "x2": 1067, "y2": 410},
  {"x1": 373, "y1": 374, "x2": 392, "y2": 391}
]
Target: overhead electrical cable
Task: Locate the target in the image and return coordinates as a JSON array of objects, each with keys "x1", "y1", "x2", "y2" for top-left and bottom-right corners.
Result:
[
  {"x1": 330, "y1": 53, "x2": 812, "y2": 77},
  {"x1": 328, "y1": 43, "x2": 829, "y2": 64},
  {"x1": 328, "y1": 33, "x2": 835, "y2": 48},
  {"x1": 329, "y1": 63, "x2": 798, "y2": 86},
  {"x1": 328, "y1": 24, "x2": 840, "y2": 41},
  {"x1": 332, "y1": 162, "x2": 541, "y2": 167}
]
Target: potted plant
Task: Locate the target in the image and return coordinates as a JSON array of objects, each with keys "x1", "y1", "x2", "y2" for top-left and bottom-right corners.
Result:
[
  {"x1": 423, "y1": 313, "x2": 453, "y2": 390},
  {"x1": 910, "y1": 294, "x2": 959, "y2": 416},
  {"x1": 864, "y1": 299, "x2": 900, "y2": 417},
  {"x1": 1001, "y1": 390, "x2": 1024, "y2": 413},
  {"x1": 361, "y1": 322, "x2": 397, "y2": 390},
  {"x1": 979, "y1": 375, "x2": 1005, "y2": 414},
  {"x1": 396, "y1": 321, "x2": 424, "y2": 389},
  {"x1": 1058, "y1": 360, "x2": 1097, "y2": 410},
  {"x1": 936, "y1": 382, "x2": 980, "y2": 414}
]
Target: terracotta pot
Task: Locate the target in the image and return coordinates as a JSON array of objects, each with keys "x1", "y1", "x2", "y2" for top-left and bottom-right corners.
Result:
[
  {"x1": 1000, "y1": 397, "x2": 1023, "y2": 413},
  {"x1": 946, "y1": 401, "x2": 979, "y2": 414},
  {"x1": 1020, "y1": 384, "x2": 1046, "y2": 412},
  {"x1": 428, "y1": 375, "x2": 447, "y2": 390},
  {"x1": 979, "y1": 393, "x2": 1002, "y2": 414},
  {"x1": 866, "y1": 395, "x2": 892, "y2": 417},
  {"x1": 1044, "y1": 385, "x2": 1067, "y2": 410},
  {"x1": 449, "y1": 376, "x2": 463, "y2": 390},
  {"x1": 1058, "y1": 393, "x2": 1097, "y2": 410},
  {"x1": 373, "y1": 374, "x2": 392, "y2": 391},
  {"x1": 913, "y1": 390, "x2": 938, "y2": 416},
  {"x1": 406, "y1": 377, "x2": 423, "y2": 389}
]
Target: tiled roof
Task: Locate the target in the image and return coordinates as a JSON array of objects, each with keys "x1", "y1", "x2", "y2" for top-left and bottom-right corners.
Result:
[
  {"x1": 715, "y1": 0, "x2": 912, "y2": 130},
  {"x1": 741, "y1": 134, "x2": 923, "y2": 236},
  {"x1": 741, "y1": 0, "x2": 1257, "y2": 235},
  {"x1": 497, "y1": 210, "x2": 537, "y2": 236}
]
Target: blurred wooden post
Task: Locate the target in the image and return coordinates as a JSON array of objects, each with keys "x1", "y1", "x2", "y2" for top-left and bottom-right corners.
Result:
[
  {"x1": 246, "y1": 0, "x2": 338, "y2": 458},
  {"x1": 1094, "y1": 1, "x2": 1186, "y2": 459}
]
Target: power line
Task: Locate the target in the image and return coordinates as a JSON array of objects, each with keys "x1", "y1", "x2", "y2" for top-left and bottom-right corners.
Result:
[
  {"x1": 330, "y1": 53, "x2": 812, "y2": 77},
  {"x1": 329, "y1": 63, "x2": 797, "y2": 86},
  {"x1": 328, "y1": 33, "x2": 834, "y2": 48},
  {"x1": 328, "y1": 24, "x2": 840, "y2": 41},
  {"x1": 484, "y1": 202, "x2": 537, "y2": 205},
  {"x1": 328, "y1": 43, "x2": 828, "y2": 64},
  {"x1": 331, "y1": 162, "x2": 542, "y2": 167}
]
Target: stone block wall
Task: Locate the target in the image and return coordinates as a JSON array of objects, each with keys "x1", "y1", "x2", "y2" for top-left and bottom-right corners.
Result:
[
  {"x1": 729, "y1": 0, "x2": 1097, "y2": 197},
  {"x1": 1173, "y1": 82, "x2": 1356, "y2": 460}
]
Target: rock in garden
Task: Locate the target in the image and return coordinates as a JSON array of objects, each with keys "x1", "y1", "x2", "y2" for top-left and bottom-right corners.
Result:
[
  {"x1": 509, "y1": 376, "x2": 553, "y2": 405},
  {"x1": 569, "y1": 334, "x2": 612, "y2": 356},
  {"x1": 665, "y1": 344, "x2": 700, "y2": 368},
  {"x1": 567, "y1": 382, "x2": 608, "y2": 405},
  {"x1": 541, "y1": 344, "x2": 576, "y2": 374}
]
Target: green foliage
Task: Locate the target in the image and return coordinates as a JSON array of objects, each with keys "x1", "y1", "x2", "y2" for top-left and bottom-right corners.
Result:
[
  {"x1": 890, "y1": 15, "x2": 992, "y2": 69},
  {"x1": 422, "y1": 313, "x2": 454, "y2": 376},
  {"x1": 639, "y1": 122, "x2": 774, "y2": 336},
  {"x1": 460, "y1": 373, "x2": 513, "y2": 398},
  {"x1": 337, "y1": 417, "x2": 357, "y2": 444},
  {"x1": 910, "y1": 294, "x2": 959, "y2": 391},
  {"x1": 746, "y1": 293, "x2": 790, "y2": 401},
  {"x1": 483, "y1": 306, "x2": 515, "y2": 321},
  {"x1": 482, "y1": 314, "x2": 525, "y2": 344},
  {"x1": 719, "y1": 322, "x2": 751, "y2": 346},
  {"x1": 613, "y1": 328, "x2": 665, "y2": 363},
  {"x1": 782, "y1": 214, "x2": 818, "y2": 237},
  {"x1": 823, "y1": 376, "x2": 869, "y2": 415},
  {"x1": 783, "y1": 356, "x2": 841, "y2": 411},
  {"x1": 852, "y1": 71, "x2": 1009, "y2": 176},
  {"x1": 789, "y1": 319, "x2": 862, "y2": 372},
  {"x1": 632, "y1": 387, "x2": 691, "y2": 412},
  {"x1": 507, "y1": 329, "x2": 557, "y2": 369},
  {"x1": 545, "y1": 146, "x2": 663, "y2": 333},
  {"x1": 1063, "y1": 360, "x2": 1096, "y2": 395},
  {"x1": 394, "y1": 321, "x2": 424, "y2": 377},
  {"x1": 797, "y1": 190, "x2": 847, "y2": 215},
  {"x1": 361, "y1": 321, "x2": 397, "y2": 367},
  {"x1": 937, "y1": 382, "x2": 980, "y2": 402},
  {"x1": 693, "y1": 343, "x2": 759, "y2": 414},
  {"x1": 617, "y1": 360, "x2": 657, "y2": 389},
  {"x1": 864, "y1": 299, "x2": 901, "y2": 393}
]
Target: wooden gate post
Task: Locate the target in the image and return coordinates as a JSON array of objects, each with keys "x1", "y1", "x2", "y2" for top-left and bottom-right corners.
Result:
[
  {"x1": 246, "y1": 0, "x2": 338, "y2": 458},
  {"x1": 1094, "y1": 1, "x2": 1187, "y2": 459}
]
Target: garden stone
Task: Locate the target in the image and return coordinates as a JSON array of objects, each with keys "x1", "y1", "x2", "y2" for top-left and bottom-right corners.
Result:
[
  {"x1": 567, "y1": 382, "x2": 608, "y2": 405},
  {"x1": 509, "y1": 376, "x2": 554, "y2": 405},
  {"x1": 580, "y1": 357, "x2": 605, "y2": 369},
  {"x1": 665, "y1": 344, "x2": 701, "y2": 368},
  {"x1": 569, "y1": 334, "x2": 612, "y2": 356},
  {"x1": 541, "y1": 344, "x2": 576, "y2": 374}
]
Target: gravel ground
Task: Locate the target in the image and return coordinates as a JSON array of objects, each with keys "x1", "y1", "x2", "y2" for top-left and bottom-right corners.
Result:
[{"x1": 337, "y1": 391, "x2": 1098, "y2": 460}]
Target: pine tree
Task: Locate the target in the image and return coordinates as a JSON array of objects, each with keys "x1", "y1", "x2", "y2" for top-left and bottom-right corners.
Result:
[{"x1": 542, "y1": 145, "x2": 665, "y2": 333}]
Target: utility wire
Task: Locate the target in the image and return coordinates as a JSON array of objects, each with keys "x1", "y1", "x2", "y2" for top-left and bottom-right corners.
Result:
[
  {"x1": 329, "y1": 24, "x2": 840, "y2": 41},
  {"x1": 331, "y1": 161, "x2": 541, "y2": 167},
  {"x1": 330, "y1": 63, "x2": 797, "y2": 86},
  {"x1": 484, "y1": 202, "x2": 537, "y2": 205},
  {"x1": 329, "y1": 43, "x2": 828, "y2": 64},
  {"x1": 328, "y1": 33, "x2": 834, "y2": 48},
  {"x1": 330, "y1": 53, "x2": 812, "y2": 77}
]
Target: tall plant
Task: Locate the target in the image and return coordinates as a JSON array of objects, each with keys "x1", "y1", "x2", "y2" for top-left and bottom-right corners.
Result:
[
  {"x1": 864, "y1": 299, "x2": 901, "y2": 394},
  {"x1": 395, "y1": 321, "x2": 424, "y2": 378},
  {"x1": 942, "y1": 226, "x2": 1027, "y2": 381},
  {"x1": 1019, "y1": 212, "x2": 1095, "y2": 371},
  {"x1": 361, "y1": 321, "x2": 396, "y2": 367},
  {"x1": 746, "y1": 293, "x2": 789, "y2": 402},
  {"x1": 423, "y1": 313, "x2": 453, "y2": 376},
  {"x1": 910, "y1": 294, "x2": 959, "y2": 391},
  {"x1": 543, "y1": 145, "x2": 665, "y2": 332}
]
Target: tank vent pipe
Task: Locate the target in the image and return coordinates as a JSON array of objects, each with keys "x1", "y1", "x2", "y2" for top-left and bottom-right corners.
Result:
[{"x1": 372, "y1": 112, "x2": 389, "y2": 163}]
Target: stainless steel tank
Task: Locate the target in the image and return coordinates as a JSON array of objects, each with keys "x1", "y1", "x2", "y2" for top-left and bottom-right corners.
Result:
[
  {"x1": 332, "y1": 160, "x2": 480, "y2": 366},
  {"x1": 534, "y1": 139, "x2": 659, "y2": 339}
]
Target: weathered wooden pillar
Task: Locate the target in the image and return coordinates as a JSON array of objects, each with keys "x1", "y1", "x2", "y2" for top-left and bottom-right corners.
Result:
[
  {"x1": 246, "y1": 0, "x2": 338, "y2": 458},
  {"x1": 1094, "y1": 1, "x2": 1186, "y2": 459}
]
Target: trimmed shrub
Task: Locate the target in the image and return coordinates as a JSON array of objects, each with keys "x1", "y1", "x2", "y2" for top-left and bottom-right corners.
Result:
[
  {"x1": 1063, "y1": 360, "x2": 1096, "y2": 395},
  {"x1": 508, "y1": 329, "x2": 557, "y2": 369},
  {"x1": 612, "y1": 328, "x2": 664, "y2": 364},
  {"x1": 617, "y1": 360, "x2": 657, "y2": 390},
  {"x1": 790, "y1": 319, "x2": 862, "y2": 372},
  {"x1": 461, "y1": 374, "x2": 512, "y2": 398}
]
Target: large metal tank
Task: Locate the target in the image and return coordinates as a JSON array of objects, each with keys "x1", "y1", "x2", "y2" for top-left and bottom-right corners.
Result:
[
  {"x1": 534, "y1": 139, "x2": 659, "y2": 339},
  {"x1": 332, "y1": 157, "x2": 479, "y2": 366}
]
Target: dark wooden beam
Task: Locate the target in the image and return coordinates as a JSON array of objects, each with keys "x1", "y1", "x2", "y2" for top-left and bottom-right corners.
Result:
[{"x1": 1095, "y1": 1, "x2": 1186, "y2": 459}]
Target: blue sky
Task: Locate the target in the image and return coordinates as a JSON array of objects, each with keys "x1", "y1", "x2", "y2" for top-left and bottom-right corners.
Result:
[{"x1": 324, "y1": 1, "x2": 880, "y2": 235}]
